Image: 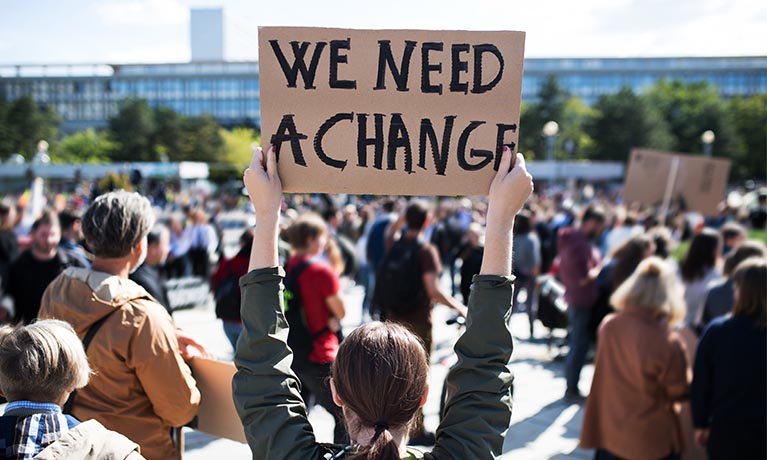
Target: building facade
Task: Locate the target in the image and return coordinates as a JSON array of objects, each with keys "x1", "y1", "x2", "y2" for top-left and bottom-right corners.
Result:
[{"x1": 0, "y1": 56, "x2": 764, "y2": 133}]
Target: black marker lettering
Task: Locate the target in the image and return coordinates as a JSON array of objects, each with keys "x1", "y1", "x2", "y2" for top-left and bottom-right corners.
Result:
[
  {"x1": 270, "y1": 114, "x2": 308, "y2": 166},
  {"x1": 374, "y1": 40, "x2": 417, "y2": 91},
  {"x1": 356, "y1": 113, "x2": 386, "y2": 169},
  {"x1": 457, "y1": 120, "x2": 493, "y2": 170},
  {"x1": 421, "y1": 42, "x2": 443, "y2": 94},
  {"x1": 450, "y1": 44, "x2": 470, "y2": 94},
  {"x1": 493, "y1": 123, "x2": 517, "y2": 170},
  {"x1": 418, "y1": 116, "x2": 456, "y2": 175},
  {"x1": 269, "y1": 40, "x2": 327, "y2": 89},
  {"x1": 329, "y1": 38, "x2": 357, "y2": 89},
  {"x1": 387, "y1": 113, "x2": 413, "y2": 172},
  {"x1": 314, "y1": 112, "x2": 353, "y2": 170},
  {"x1": 471, "y1": 44, "x2": 504, "y2": 94}
]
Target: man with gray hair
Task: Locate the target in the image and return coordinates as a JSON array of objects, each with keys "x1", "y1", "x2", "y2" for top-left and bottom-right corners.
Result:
[{"x1": 38, "y1": 191, "x2": 201, "y2": 460}]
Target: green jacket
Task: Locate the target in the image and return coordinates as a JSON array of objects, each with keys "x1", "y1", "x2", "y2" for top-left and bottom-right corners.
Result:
[{"x1": 233, "y1": 267, "x2": 514, "y2": 460}]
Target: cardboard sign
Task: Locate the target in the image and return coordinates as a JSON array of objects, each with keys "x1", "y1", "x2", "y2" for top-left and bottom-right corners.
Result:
[
  {"x1": 624, "y1": 149, "x2": 731, "y2": 216},
  {"x1": 259, "y1": 27, "x2": 526, "y2": 195},
  {"x1": 189, "y1": 357, "x2": 246, "y2": 443}
]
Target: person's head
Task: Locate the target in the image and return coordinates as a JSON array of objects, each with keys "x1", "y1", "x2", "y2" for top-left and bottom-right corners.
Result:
[
  {"x1": 610, "y1": 257, "x2": 686, "y2": 326},
  {"x1": 189, "y1": 208, "x2": 207, "y2": 225},
  {"x1": 145, "y1": 224, "x2": 171, "y2": 266},
  {"x1": 239, "y1": 228, "x2": 255, "y2": 253},
  {"x1": 579, "y1": 205, "x2": 606, "y2": 239},
  {"x1": 58, "y1": 210, "x2": 83, "y2": 242},
  {"x1": 380, "y1": 199, "x2": 395, "y2": 215},
  {"x1": 720, "y1": 222, "x2": 746, "y2": 254},
  {"x1": 0, "y1": 202, "x2": 16, "y2": 232},
  {"x1": 680, "y1": 228, "x2": 721, "y2": 282},
  {"x1": 0, "y1": 319, "x2": 91, "y2": 405},
  {"x1": 465, "y1": 222, "x2": 483, "y2": 248},
  {"x1": 731, "y1": 257, "x2": 767, "y2": 328},
  {"x1": 723, "y1": 240, "x2": 767, "y2": 277},
  {"x1": 322, "y1": 207, "x2": 341, "y2": 230},
  {"x1": 610, "y1": 234, "x2": 656, "y2": 290},
  {"x1": 30, "y1": 211, "x2": 61, "y2": 259},
  {"x1": 284, "y1": 213, "x2": 328, "y2": 256},
  {"x1": 649, "y1": 227, "x2": 676, "y2": 259},
  {"x1": 513, "y1": 210, "x2": 533, "y2": 235},
  {"x1": 330, "y1": 322, "x2": 429, "y2": 459},
  {"x1": 83, "y1": 191, "x2": 155, "y2": 271},
  {"x1": 405, "y1": 200, "x2": 430, "y2": 233}
]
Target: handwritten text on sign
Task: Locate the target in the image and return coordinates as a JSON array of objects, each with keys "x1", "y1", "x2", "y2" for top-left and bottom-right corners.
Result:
[{"x1": 259, "y1": 27, "x2": 526, "y2": 195}]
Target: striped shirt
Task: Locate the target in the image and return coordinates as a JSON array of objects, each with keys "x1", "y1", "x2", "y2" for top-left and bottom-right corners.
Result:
[{"x1": 0, "y1": 401, "x2": 79, "y2": 459}]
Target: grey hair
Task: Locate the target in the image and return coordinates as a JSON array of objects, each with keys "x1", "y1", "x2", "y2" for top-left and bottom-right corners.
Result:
[
  {"x1": 147, "y1": 223, "x2": 170, "y2": 246},
  {"x1": 83, "y1": 191, "x2": 155, "y2": 258},
  {"x1": 0, "y1": 319, "x2": 92, "y2": 402}
]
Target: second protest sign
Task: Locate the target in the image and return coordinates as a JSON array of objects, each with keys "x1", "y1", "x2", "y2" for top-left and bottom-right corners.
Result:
[{"x1": 259, "y1": 26, "x2": 526, "y2": 195}]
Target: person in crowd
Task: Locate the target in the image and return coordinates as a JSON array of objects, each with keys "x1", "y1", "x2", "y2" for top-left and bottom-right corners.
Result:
[
  {"x1": 691, "y1": 257, "x2": 766, "y2": 460},
  {"x1": 0, "y1": 203, "x2": 19, "y2": 292},
  {"x1": 747, "y1": 190, "x2": 767, "y2": 230},
  {"x1": 364, "y1": 199, "x2": 396, "y2": 319},
  {"x1": 558, "y1": 205, "x2": 606, "y2": 402},
  {"x1": 458, "y1": 222, "x2": 484, "y2": 306},
  {"x1": 322, "y1": 206, "x2": 359, "y2": 279},
  {"x1": 7, "y1": 211, "x2": 85, "y2": 325},
  {"x1": 591, "y1": 234, "x2": 656, "y2": 339},
  {"x1": 580, "y1": 257, "x2": 689, "y2": 460},
  {"x1": 233, "y1": 144, "x2": 531, "y2": 459},
  {"x1": 166, "y1": 214, "x2": 192, "y2": 278},
  {"x1": 719, "y1": 222, "x2": 746, "y2": 256},
  {"x1": 59, "y1": 210, "x2": 91, "y2": 267},
  {"x1": 130, "y1": 224, "x2": 173, "y2": 314},
  {"x1": 187, "y1": 208, "x2": 218, "y2": 278},
  {"x1": 283, "y1": 212, "x2": 348, "y2": 444},
  {"x1": 698, "y1": 240, "x2": 766, "y2": 329},
  {"x1": 338, "y1": 203, "x2": 362, "y2": 242},
  {"x1": 212, "y1": 228, "x2": 253, "y2": 349},
  {"x1": 38, "y1": 191, "x2": 201, "y2": 460},
  {"x1": 512, "y1": 210, "x2": 541, "y2": 338},
  {"x1": 0, "y1": 319, "x2": 145, "y2": 459},
  {"x1": 602, "y1": 207, "x2": 642, "y2": 256},
  {"x1": 679, "y1": 228, "x2": 722, "y2": 329}
]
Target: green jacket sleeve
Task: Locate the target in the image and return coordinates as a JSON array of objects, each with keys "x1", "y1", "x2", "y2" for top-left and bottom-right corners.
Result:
[
  {"x1": 428, "y1": 274, "x2": 515, "y2": 460},
  {"x1": 232, "y1": 267, "x2": 326, "y2": 460}
]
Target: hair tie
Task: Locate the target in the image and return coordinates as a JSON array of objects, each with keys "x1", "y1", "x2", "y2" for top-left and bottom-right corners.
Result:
[{"x1": 374, "y1": 421, "x2": 390, "y2": 431}]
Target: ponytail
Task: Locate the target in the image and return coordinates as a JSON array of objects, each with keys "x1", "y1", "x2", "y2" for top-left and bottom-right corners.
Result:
[{"x1": 348, "y1": 423, "x2": 400, "y2": 460}]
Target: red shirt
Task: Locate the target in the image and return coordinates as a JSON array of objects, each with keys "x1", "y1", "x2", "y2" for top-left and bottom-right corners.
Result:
[{"x1": 286, "y1": 255, "x2": 341, "y2": 364}]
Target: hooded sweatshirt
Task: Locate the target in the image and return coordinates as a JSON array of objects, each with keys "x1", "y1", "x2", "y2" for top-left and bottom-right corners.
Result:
[
  {"x1": 557, "y1": 227, "x2": 601, "y2": 308},
  {"x1": 38, "y1": 267, "x2": 200, "y2": 460}
]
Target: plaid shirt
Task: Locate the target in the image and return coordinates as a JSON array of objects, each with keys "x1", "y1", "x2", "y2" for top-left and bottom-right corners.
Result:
[{"x1": 0, "y1": 401, "x2": 79, "y2": 459}]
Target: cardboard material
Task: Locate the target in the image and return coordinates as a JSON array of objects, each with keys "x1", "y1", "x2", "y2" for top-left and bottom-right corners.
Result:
[
  {"x1": 624, "y1": 149, "x2": 731, "y2": 216},
  {"x1": 259, "y1": 27, "x2": 526, "y2": 195},
  {"x1": 189, "y1": 357, "x2": 246, "y2": 443}
]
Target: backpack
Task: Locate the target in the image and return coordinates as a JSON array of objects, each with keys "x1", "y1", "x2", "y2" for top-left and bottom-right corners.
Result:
[
  {"x1": 214, "y1": 261, "x2": 241, "y2": 321},
  {"x1": 284, "y1": 260, "x2": 328, "y2": 366},
  {"x1": 373, "y1": 238, "x2": 425, "y2": 316}
]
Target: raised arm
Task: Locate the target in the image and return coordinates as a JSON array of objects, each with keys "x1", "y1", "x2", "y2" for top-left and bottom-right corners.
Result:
[
  {"x1": 431, "y1": 147, "x2": 533, "y2": 460},
  {"x1": 234, "y1": 145, "x2": 327, "y2": 460}
]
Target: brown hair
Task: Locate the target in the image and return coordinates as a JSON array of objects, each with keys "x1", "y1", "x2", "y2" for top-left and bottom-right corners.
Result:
[
  {"x1": 331, "y1": 322, "x2": 429, "y2": 460},
  {"x1": 723, "y1": 240, "x2": 766, "y2": 277},
  {"x1": 283, "y1": 213, "x2": 327, "y2": 250},
  {"x1": 680, "y1": 228, "x2": 721, "y2": 282},
  {"x1": 731, "y1": 257, "x2": 767, "y2": 328},
  {"x1": 31, "y1": 210, "x2": 60, "y2": 233},
  {"x1": 610, "y1": 235, "x2": 655, "y2": 290}
]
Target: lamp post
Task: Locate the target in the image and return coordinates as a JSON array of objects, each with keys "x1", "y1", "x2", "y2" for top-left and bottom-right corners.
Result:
[
  {"x1": 701, "y1": 130, "x2": 715, "y2": 157},
  {"x1": 542, "y1": 121, "x2": 559, "y2": 184}
]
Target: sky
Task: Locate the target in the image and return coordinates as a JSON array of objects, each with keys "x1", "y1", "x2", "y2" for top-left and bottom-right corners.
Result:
[{"x1": 0, "y1": 0, "x2": 765, "y2": 65}]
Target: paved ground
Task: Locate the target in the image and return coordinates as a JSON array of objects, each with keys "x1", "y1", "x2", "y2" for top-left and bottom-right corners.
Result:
[{"x1": 176, "y1": 281, "x2": 595, "y2": 460}]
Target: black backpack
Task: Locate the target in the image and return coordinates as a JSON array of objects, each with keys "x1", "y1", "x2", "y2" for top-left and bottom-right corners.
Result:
[
  {"x1": 284, "y1": 260, "x2": 328, "y2": 366},
  {"x1": 214, "y1": 261, "x2": 241, "y2": 322},
  {"x1": 373, "y1": 238, "x2": 425, "y2": 316}
]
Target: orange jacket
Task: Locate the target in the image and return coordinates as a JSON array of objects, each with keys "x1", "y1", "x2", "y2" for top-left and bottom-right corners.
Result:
[{"x1": 39, "y1": 268, "x2": 200, "y2": 460}]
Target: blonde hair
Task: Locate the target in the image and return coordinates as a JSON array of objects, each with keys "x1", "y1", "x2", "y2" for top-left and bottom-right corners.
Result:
[
  {"x1": 610, "y1": 256, "x2": 686, "y2": 326},
  {"x1": 0, "y1": 320, "x2": 92, "y2": 402}
]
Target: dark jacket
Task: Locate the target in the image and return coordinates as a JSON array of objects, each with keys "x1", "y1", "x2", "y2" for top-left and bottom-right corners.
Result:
[
  {"x1": 130, "y1": 263, "x2": 171, "y2": 314},
  {"x1": 232, "y1": 267, "x2": 515, "y2": 460},
  {"x1": 557, "y1": 227, "x2": 600, "y2": 308}
]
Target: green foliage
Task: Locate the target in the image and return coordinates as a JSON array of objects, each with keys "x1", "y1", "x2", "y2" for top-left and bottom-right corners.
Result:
[
  {"x1": 726, "y1": 95, "x2": 767, "y2": 180},
  {"x1": 587, "y1": 87, "x2": 674, "y2": 162},
  {"x1": 53, "y1": 129, "x2": 114, "y2": 163},
  {"x1": 108, "y1": 99, "x2": 156, "y2": 161},
  {"x1": 519, "y1": 75, "x2": 569, "y2": 159},
  {"x1": 0, "y1": 96, "x2": 60, "y2": 159},
  {"x1": 220, "y1": 127, "x2": 260, "y2": 170},
  {"x1": 178, "y1": 115, "x2": 224, "y2": 162}
]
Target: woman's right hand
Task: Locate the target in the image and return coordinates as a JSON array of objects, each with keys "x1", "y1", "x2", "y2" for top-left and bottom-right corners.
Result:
[
  {"x1": 244, "y1": 145, "x2": 282, "y2": 220},
  {"x1": 487, "y1": 148, "x2": 533, "y2": 227}
]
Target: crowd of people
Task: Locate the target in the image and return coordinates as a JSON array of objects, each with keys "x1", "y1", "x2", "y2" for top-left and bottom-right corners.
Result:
[{"x1": 0, "y1": 149, "x2": 765, "y2": 459}]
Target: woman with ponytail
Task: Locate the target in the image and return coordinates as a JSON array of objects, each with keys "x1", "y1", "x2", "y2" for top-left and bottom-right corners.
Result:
[{"x1": 233, "y1": 145, "x2": 533, "y2": 459}]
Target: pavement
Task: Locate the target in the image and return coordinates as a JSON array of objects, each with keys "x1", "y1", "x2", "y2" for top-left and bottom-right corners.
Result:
[{"x1": 175, "y1": 280, "x2": 595, "y2": 460}]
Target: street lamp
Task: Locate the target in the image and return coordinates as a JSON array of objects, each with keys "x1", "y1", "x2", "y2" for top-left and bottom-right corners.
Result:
[
  {"x1": 701, "y1": 130, "x2": 715, "y2": 157},
  {"x1": 542, "y1": 121, "x2": 559, "y2": 184},
  {"x1": 32, "y1": 140, "x2": 51, "y2": 165}
]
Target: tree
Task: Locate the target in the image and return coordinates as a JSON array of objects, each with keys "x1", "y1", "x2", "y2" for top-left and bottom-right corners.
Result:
[
  {"x1": 108, "y1": 99, "x2": 156, "y2": 162},
  {"x1": 178, "y1": 114, "x2": 224, "y2": 162},
  {"x1": 587, "y1": 87, "x2": 673, "y2": 162},
  {"x1": 153, "y1": 106, "x2": 184, "y2": 161},
  {"x1": 53, "y1": 129, "x2": 115, "y2": 164},
  {"x1": 727, "y1": 94, "x2": 767, "y2": 180},
  {"x1": 559, "y1": 97, "x2": 597, "y2": 160},
  {"x1": 0, "y1": 96, "x2": 60, "y2": 159},
  {"x1": 220, "y1": 127, "x2": 260, "y2": 170},
  {"x1": 644, "y1": 80, "x2": 738, "y2": 157},
  {"x1": 519, "y1": 75, "x2": 570, "y2": 159}
]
